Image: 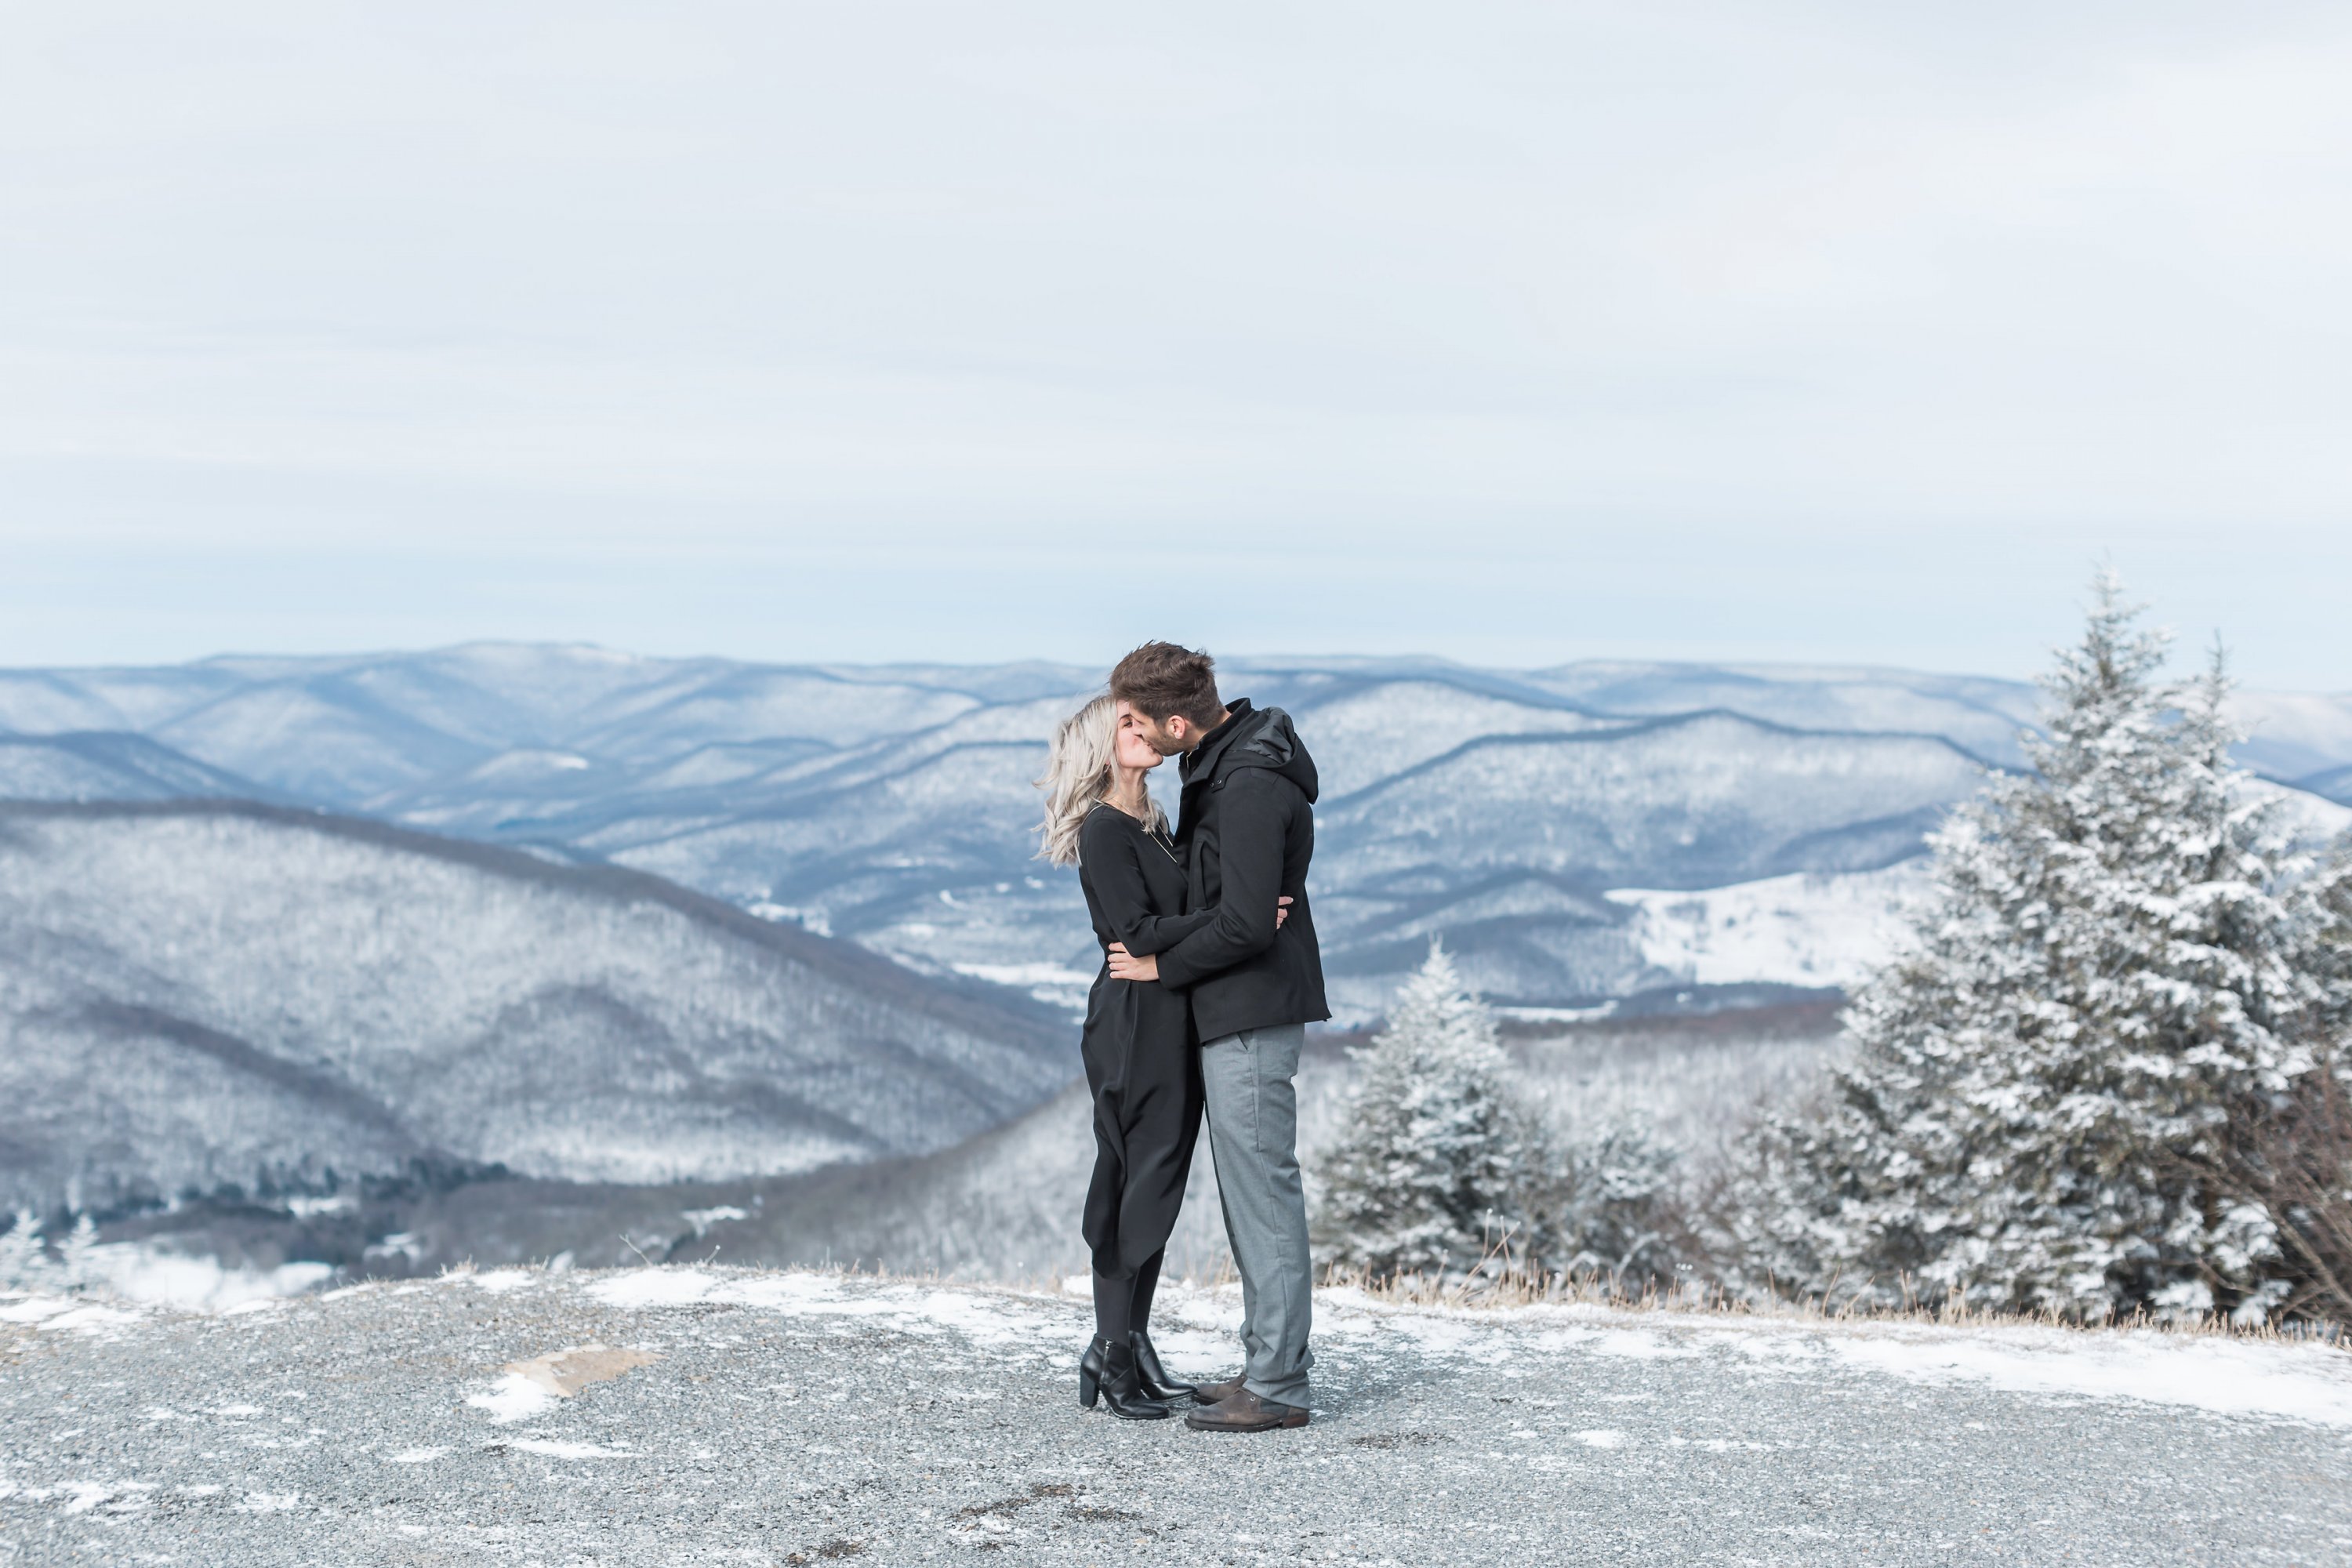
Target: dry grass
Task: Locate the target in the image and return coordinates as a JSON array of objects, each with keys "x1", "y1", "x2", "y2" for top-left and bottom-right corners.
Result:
[
  {"x1": 376, "y1": 1222, "x2": 2352, "y2": 1353},
  {"x1": 1319, "y1": 1255, "x2": 2342, "y2": 1345},
  {"x1": 571, "y1": 1248, "x2": 2339, "y2": 1348}
]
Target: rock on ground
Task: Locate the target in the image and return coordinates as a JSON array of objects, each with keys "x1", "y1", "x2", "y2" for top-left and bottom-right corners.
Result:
[{"x1": 3, "y1": 1266, "x2": 2350, "y2": 1566}]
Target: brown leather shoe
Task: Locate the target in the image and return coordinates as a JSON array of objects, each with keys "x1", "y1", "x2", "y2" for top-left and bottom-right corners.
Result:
[
  {"x1": 1189, "y1": 1375, "x2": 1247, "y2": 1406},
  {"x1": 1184, "y1": 1388, "x2": 1310, "y2": 1433}
]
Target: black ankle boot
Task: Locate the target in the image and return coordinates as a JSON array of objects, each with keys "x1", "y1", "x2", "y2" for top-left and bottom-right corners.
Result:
[
  {"x1": 1078, "y1": 1336, "x2": 1171, "y2": 1421},
  {"x1": 1129, "y1": 1328, "x2": 1198, "y2": 1399}
]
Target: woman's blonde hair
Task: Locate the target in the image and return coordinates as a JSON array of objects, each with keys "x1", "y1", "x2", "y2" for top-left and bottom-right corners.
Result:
[{"x1": 1035, "y1": 694, "x2": 1167, "y2": 866}]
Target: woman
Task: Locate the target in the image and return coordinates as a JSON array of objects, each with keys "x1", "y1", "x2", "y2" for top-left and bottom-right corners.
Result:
[{"x1": 1035, "y1": 694, "x2": 1283, "y2": 1421}]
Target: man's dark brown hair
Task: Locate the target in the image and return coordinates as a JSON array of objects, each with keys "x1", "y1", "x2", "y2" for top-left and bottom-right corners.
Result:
[{"x1": 1110, "y1": 641, "x2": 1224, "y2": 728}]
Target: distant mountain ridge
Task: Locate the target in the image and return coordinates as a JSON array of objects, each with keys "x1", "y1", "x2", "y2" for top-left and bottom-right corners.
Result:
[
  {"x1": 0, "y1": 731, "x2": 280, "y2": 804},
  {"x1": 0, "y1": 799, "x2": 1073, "y2": 1213},
  {"x1": 2, "y1": 644, "x2": 2347, "y2": 1018}
]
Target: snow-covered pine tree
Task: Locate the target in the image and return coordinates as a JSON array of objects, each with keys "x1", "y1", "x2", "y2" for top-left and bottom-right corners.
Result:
[
  {"x1": 1744, "y1": 574, "x2": 2341, "y2": 1321},
  {"x1": 56, "y1": 1214, "x2": 100, "y2": 1294},
  {"x1": 0, "y1": 1210, "x2": 51, "y2": 1292},
  {"x1": 1313, "y1": 943, "x2": 1538, "y2": 1280}
]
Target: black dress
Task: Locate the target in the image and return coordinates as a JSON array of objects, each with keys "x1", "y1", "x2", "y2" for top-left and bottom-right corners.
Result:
[{"x1": 1076, "y1": 803, "x2": 1210, "y2": 1280}]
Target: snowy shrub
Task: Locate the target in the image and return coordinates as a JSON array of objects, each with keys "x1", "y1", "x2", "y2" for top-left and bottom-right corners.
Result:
[
  {"x1": 1530, "y1": 1117, "x2": 1682, "y2": 1285},
  {"x1": 2187, "y1": 868, "x2": 2352, "y2": 1323},
  {"x1": 1313, "y1": 944, "x2": 1542, "y2": 1279},
  {"x1": 2230, "y1": 1051, "x2": 2352, "y2": 1323},
  {"x1": 1313, "y1": 943, "x2": 1692, "y2": 1287},
  {"x1": 1736, "y1": 575, "x2": 2350, "y2": 1321}
]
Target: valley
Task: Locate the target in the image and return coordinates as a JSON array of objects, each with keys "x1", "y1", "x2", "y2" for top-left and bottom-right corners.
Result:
[{"x1": 2, "y1": 644, "x2": 2347, "y2": 1297}]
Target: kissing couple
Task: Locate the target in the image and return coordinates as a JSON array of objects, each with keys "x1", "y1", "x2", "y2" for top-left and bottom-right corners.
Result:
[{"x1": 1033, "y1": 641, "x2": 1327, "y2": 1433}]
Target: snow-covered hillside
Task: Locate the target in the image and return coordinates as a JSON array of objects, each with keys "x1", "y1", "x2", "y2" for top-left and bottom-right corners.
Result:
[
  {"x1": 0, "y1": 801, "x2": 1072, "y2": 1213},
  {"x1": 0, "y1": 733, "x2": 271, "y2": 804},
  {"x1": 1606, "y1": 865, "x2": 1930, "y2": 992},
  {"x1": 2, "y1": 645, "x2": 2346, "y2": 1017}
]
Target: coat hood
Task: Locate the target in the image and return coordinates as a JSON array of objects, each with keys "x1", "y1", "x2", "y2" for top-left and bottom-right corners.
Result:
[{"x1": 1183, "y1": 699, "x2": 1319, "y2": 805}]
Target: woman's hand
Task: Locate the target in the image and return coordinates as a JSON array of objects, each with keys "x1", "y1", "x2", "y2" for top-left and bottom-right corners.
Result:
[{"x1": 1109, "y1": 898, "x2": 1290, "y2": 982}]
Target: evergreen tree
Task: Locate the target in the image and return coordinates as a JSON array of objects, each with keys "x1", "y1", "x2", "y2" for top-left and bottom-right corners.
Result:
[
  {"x1": 1540, "y1": 1118, "x2": 1681, "y2": 1284},
  {"x1": 0, "y1": 1210, "x2": 50, "y2": 1293},
  {"x1": 1314, "y1": 943, "x2": 1537, "y2": 1279},
  {"x1": 1744, "y1": 575, "x2": 2340, "y2": 1320}
]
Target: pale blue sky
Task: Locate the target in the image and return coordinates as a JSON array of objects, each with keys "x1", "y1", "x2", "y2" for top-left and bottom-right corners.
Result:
[{"x1": 4, "y1": 3, "x2": 2349, "y2": 684}]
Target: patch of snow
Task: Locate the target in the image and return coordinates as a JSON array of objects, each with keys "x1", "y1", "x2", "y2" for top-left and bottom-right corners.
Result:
[
  {"x1": 387, "y1": 1447, "x2": 449, "y2": 1464},
  {"x1": 1824, "y1": 1326, "x2": 2352, "y2": 1428},
  {"x1": 953, "y1": 962, "x2": 1094, "y2": 989},
  {"x1": 61, "y1": 1482, "x2": 114, "y2": 1514},
  {"x1": 468, "y1": 1269, "x2": 536, "y2": 1294},
  {"x1": 1606, "y1": 865, "x2": 1929, "y2": 989},
  {"x1": 586, "y1": 1268, "x2": 717, "y2": 1308},
  {"x1": 505, "y1": 1438, "x2": 631, "y2": 1459},
  {"x1": 1573, "y1": 1429, "x2": 1626, "y2": 1448},
  {"x1": 586, "y1": 1269, "x2": 1074, "y2": 1355},
  {"x1": 32, "y1": 1302, "x2": 147, "y2": 1335},
  {"x1": 950, "y1": 960, "x2": 1094, "y2": 1010},
  {"x1": 0, "y1": 1296, "x2": 74, "y2": 1323},
  {"x1": 78, "y1": 1245, "x2": 332, "y2": 1310},
  {"x1": 1397, "y1": 1295, "x2": 2352, "y2": 1430},
  {"x1": 466, "y1": 1374, "x2": 558, "y2": 1425},
  {"x1": 681, "y1": 1207, "x2": 748, "y2": 1238},
  {"x1": 1527, "y1": 1326, "x2": 1701, "y2": 1362},
  {"x1": 281, "y1": 1194, "x2": 354, "y2": 1218},
  {"x1": 366, "y1": 1233, "x2": 426, "y2": 1265},
  {"x1": 236, "y1": 1491, "x2": 299, "y2": 1513},
  {"x1": 747, "y1": 900, "x2": 831, "y2": 935},
  {"x1": 713, "y1": 1274, "x2": 1055, "y2": 1347}
]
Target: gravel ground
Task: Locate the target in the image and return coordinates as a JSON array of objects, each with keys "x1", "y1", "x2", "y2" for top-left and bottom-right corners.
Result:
[{"x1": 4, "y1": 1265, "x2": 2350, "y2": 1566}]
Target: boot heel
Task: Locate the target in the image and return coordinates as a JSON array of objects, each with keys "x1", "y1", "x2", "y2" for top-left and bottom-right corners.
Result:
[{"x1": 1078, "y1": 1363, "x2": 1101, "y2": 1409}]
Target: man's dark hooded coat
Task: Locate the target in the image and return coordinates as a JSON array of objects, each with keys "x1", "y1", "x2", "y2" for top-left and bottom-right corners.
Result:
[{"x1": 1152, "y1": 699, "x2": 1330, "y2": 1041}]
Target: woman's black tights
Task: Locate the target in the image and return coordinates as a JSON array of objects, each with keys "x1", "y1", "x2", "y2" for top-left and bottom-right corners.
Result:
[{"x1": 1091, "y1": 1248, "x2": 1166, "y2": 1345}]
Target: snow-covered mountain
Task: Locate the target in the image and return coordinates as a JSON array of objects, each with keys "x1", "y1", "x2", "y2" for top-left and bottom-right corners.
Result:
[
  {"x1": 0, "y1": 733, "x2": 275, "y2": 804},
  {"x1": 0, "y1": 800, "x2": 1071, "y2": 1214},
  {"x1": 2, "y1": 645, "x2": 2347, "y2": 1019}
]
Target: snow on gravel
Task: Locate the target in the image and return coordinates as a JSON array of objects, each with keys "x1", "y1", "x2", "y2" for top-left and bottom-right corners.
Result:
[
  {"x1": 1820, "y1": 1323, "x2": 2352, "y2": 1427},
  {"x1": 4, "y1": 1268, "x2": 2349, "y2": 1566}
]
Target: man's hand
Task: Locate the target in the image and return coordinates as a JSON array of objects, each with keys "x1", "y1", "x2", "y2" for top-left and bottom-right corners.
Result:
[
  {"x1": 1276, "y1": 895, "x2": 1294, "y2": 930},
  {"x1": 1106, "y1": 943, "x2": 1159, "y2": 982}
]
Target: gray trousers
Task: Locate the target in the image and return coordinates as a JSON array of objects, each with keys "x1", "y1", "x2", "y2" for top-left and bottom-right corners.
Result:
[{"x1": 1200, "y1": 1022, "x2": 1314, "y2": 1406}]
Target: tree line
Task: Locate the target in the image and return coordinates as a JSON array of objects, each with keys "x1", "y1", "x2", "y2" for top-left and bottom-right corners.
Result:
[{"x1": 1312, "y1": 575, "x2": 2352, "y2": 1325}]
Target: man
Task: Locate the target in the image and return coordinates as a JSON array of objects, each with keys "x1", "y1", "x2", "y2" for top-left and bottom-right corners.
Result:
[{"x1": 1105, "y1": 641, "x2": 1327, "y2": 1434}]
